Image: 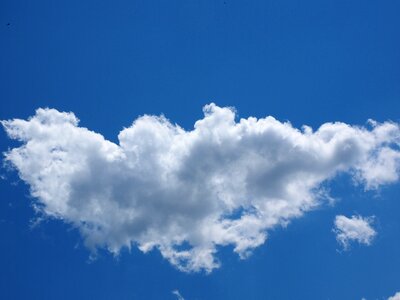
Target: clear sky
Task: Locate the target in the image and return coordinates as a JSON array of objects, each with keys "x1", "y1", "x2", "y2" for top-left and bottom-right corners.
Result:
[{"x1": 1, "y1": 1, "x2": 400, "y2": 299}]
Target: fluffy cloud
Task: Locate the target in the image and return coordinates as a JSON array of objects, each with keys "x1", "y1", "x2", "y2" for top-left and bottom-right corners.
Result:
[
  {"x1": 333, "y1": 215, "x2": 376, "y2": 249},
  {"x1": 2, "y1": 104, "x2": 400, "y2": 272}
]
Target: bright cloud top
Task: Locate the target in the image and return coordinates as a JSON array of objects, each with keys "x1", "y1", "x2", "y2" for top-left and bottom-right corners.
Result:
[
  {"x1": 334, "y1": 215, "x2": 377, "y2": 249},
  {"x1": 2, "y1": 104, "x2": 400, "y2": 272}
]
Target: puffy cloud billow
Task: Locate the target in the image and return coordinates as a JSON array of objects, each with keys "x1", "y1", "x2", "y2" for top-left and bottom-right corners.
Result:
[
  {"x1": 2, "y1": 104, "x2": 400, "y2": 272},
  {"x1": 333, "y1": 215, "x2": 376, "y2": 249}
]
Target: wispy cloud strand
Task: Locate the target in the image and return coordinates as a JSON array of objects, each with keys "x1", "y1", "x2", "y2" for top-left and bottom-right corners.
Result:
[{"x1": 172, "y1": 290, "x2": 185, "y2": 300}]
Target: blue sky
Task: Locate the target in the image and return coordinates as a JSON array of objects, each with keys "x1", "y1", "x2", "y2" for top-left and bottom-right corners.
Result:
[{"x1": 1, "y1": 1, "x2": 400, "y2": 299}]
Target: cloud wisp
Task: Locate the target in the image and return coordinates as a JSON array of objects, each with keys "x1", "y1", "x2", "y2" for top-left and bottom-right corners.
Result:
[
  {"x1": 172, "y1": 290, "x2": 185, "y2": 300},
  {"x1": 333, "y1": 215, "x2": 377, "y2": 249},
  {"x1": 2, "y1": 104, "x2": 400, "y2": 272}
]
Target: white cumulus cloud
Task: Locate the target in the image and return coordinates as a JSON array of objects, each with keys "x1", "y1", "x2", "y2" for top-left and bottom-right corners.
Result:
[
  {"x1": 334, "y1": 215, "x2": 376, "y2": 249},
  {"x1": 2, "y1": 104, "x2": 400, "y2": 272}
]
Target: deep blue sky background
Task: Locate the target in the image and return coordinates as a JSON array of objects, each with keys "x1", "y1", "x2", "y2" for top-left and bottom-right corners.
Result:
[{"x1": 1, "y1": 1, "x2": 400, "y2": 299}]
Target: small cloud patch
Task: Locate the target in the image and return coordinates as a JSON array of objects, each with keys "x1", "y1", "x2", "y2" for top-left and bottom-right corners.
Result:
[
  {"x1": 334, "y1": 215, "x2": 376, "y2": 249},
  {"x1": 388, "y1": 291, "x2": 400, "y2": 300},
  {"x1": 172, "y1": 290, "x2": 184, "y2": 300}
]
